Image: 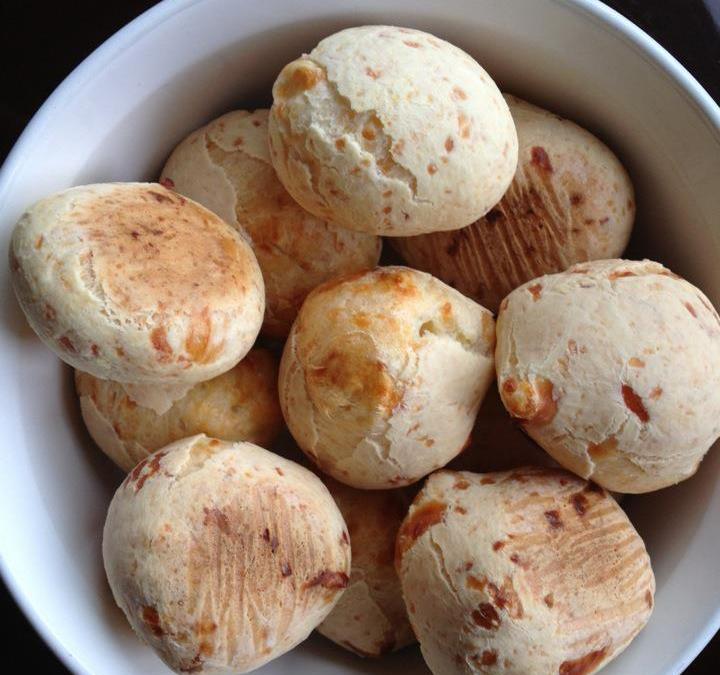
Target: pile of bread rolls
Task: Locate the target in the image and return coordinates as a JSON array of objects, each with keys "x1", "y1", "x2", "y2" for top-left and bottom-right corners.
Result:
[{"x1": 10, "y1": 25, "x2": 720, "y2": 675}]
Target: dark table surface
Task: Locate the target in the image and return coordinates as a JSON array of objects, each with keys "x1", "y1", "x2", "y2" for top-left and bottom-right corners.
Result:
[{"x1": 1, "y1": 0, "x2": 719, "y2": 672}]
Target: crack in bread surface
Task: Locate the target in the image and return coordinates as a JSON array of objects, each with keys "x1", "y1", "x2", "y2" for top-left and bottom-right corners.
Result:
[{"x1": 284, "y1": 58, "x2": 433, "y2": 207}]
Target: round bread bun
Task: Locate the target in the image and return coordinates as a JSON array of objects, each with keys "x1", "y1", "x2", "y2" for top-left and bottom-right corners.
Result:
[
  {"x1": 279, "y1": 266, "x2": 496, "y2": 489},
  {"x1": 396, "y1": 467, "x2": 654, "y2": 675},
  {"x1": 392, "y1": 94, "x2": 635, "y2": 311},
  {"x1": 317, "y1": 478, "x2": 415, "y2": 656},
  {"x1": 160, "y1": 109, "x2": 381, "y2": 337},
  {"x1": 103, "y1": 435, "x2": 351, "y2": 674},
  {"x1": 495, "y1": 259, "x2": 720, "y2": 493},
  {"x1": 10, "y1": 182, "x2": 264, "y2": 388},
  {"x1": 76, "y1": 348, "x2": 283, "y2": 472},
  {"x1": 448, "y1": 386, "x2": 558, "y2": 473},
  {"x1": 268, "y1": 25, "x2": 517, "y2": 236}
]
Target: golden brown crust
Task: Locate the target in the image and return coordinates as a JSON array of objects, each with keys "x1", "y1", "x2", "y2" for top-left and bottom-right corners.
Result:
[
  {"x1": 10, "y1": 182, "x2": 264, "y2": 385},
  {"x1": 76, "y1": 349, "x2": 283, "y2": 472},
  {"x1": 74, "y1": 187, "x2": 242, "y2": 320},
  {"x1": 278, "y1": 266, "x2": 496, "y2": 489}
]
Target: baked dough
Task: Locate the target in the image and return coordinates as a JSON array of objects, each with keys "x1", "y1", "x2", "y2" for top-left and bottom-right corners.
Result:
[
  {"x1": 161, "y1": 109, "x2": 381, "y2": 337},
  {"x1": 317, "y1": 479, "x2": 415, "y2": 656},
  {"x1": 269, "y1": 26, "x2": 517, "y2": 236},
  {"x1": 279, "y1": 266, "x2": 496, "y2": 488},
  {"x1": 495, "y1": 259, "x2": 720, "y2": 492},
  {"x1": 10, "y1": 182, "x2": 264, "y2": 391},
  {"x1": 76, "y1": 348, "x2": 282, "y2": 472},
  {"x1": 103, "y1": 435, "x2": 351, "y2": 674},
  {"x1": 396, "y1": 467, "x2": 654, "y2": 674}
]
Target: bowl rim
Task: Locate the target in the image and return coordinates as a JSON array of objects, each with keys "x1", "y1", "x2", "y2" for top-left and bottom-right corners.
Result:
[{"x1": 1, "y1": 0, "x2": 719, "y2": 673}]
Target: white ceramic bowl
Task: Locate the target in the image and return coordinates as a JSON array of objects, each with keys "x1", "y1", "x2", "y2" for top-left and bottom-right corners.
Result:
[{"x1": 1, "y1": 1, "x2": 719, "y2": 673}]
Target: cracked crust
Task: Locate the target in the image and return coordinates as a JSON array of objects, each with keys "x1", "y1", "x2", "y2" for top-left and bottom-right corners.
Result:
[
  {"x1": 75, "y1": 348, "x2": 283, "y2": 472},
  {"x1": 268, "y1": 26, "x2": 517, "y2": 236},
  {"x1": 103, "y1": 435, "x2": 351, "y2": 674},
  {"x1": 396, "y1": 468, "x2": 654, "y2": 675},
  {"x1": 161, "y1": 109, "x2": 381, "y2": 337},
  {"x1": 278, "y1": 266, "x2": 496, "y2": 489},
  {"x1": 317, "y1": 478, "x2": 416, "y2": 656},
  {"x1": 116, "y1": 381, "x2": 195, "y2": 416},
  {"x1": 392, "y1": 94, "x2": 635, "y2": 312},
  {"x1": 495, "y1": 259, "x2": 720, "y2": 493},
  {"x1": 10, "y1": 182, "x2": 264, "y2": 385}
]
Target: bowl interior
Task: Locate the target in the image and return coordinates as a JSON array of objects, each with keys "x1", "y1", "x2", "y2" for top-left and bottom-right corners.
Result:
[{"x1": 1, "y1": 1, "x2": 719, "y2": 674}]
